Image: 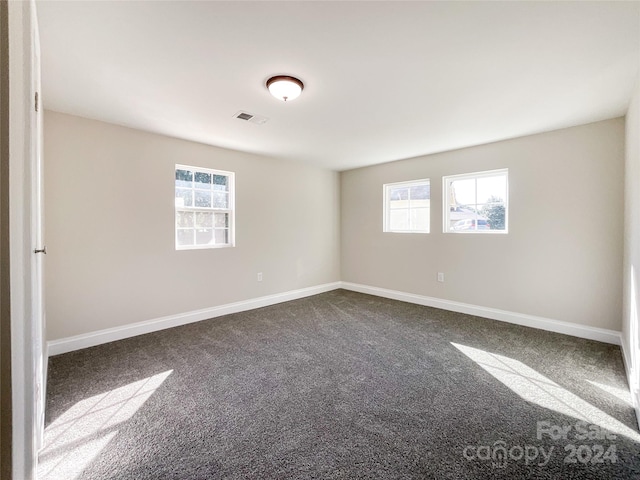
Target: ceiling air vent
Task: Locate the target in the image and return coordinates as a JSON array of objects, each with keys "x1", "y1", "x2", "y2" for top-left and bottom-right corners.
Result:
[
  {"x1": 233, "y1": 111, "x2": 269, "y2": 125},
  {"x1": 236, "y1": 112, "x2": 253, "y2": 121}
]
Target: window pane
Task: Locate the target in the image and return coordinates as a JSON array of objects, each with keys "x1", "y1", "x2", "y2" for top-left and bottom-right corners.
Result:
[
  {"x1": 411, "y1": 207, "x2": 430, "y2": 231},
  {"x1": 195, "y1": 190, "x2": 212, "y2": 208},
  {"x1": 389, "y1": 187, "x2": 408, "y2": 201},
  {"x1": 213, "y1": 192, "x2": 228, "y2": 208},
  {"x1": 175, "y1": 188, "x2": 193, "y2": 207},
  {"x1": 214, "y1": 212, "x2": 228, "y2": 228},
  {"x1": 214, "y1": 229, "x2": 229, "y2": 244},
  {"x1": 452, "y1": 215, "x2": 481, "y2": 231},
  {"x1": 176, "y1": 229, "x2": 194, "y2": 246},
  {"x1": 176, "y1": 211, "x2": 194, "y2": 228},
  {"x1": 411, "y1": 198, "x2": 430, "y2": 209},
  {"x1": 175, "y1": 169, "x2": 193, "y2": 188},
  {"x1": 450, "y1": 178, "x2": 476, "y2": 206},
  {"x1": 477, "y1": 175, "x2": 506, "y2": 204},
  {"x1": 390, "y1": 209, "x2": 410, "y2": 231},
  {"x1": 195, "y1": 229, "x2": 214, "y2": 245},
  {"x1": 480, "y1": 202, "x2": 506, "y2": 231},
  {"x1": 213, "y1": 175, "x2": 228, "y2": 191},
  {"x1": 410, "y1": 185, "x2": 430, "y2": 200},
  {"x1": 194, "y1": 172, "x2": 211, "y2": 190},
  {"x1": 389, "y1": 199, "x2": 409, "y2": 210},
  {"x1": 389, "y1": 200, "x2": 409, "y2": 211},
  {"x1": 195, "y1": 212, "x2": 213, "y2": 228}
]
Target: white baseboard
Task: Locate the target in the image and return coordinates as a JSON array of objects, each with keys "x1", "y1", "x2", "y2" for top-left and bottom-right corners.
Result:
[
  {"x1": 48, "y1": 280, "x2": 623, "y2": 357},
  {"x1": 620, "y1": 339, "x2": 640, "y2": 430},
  {"x1": 47, "y1": 282, "x2": 342, "y2": 356},
  {"x1": 48, "y1": 280, "x2": 636, "y2": 426},
  {"x1": 340, "y1": 282, "x2": 622, "y2": 346}
]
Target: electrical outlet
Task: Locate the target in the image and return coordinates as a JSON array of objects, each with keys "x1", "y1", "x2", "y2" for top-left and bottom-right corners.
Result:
[
  {"x1": 257, "y1": 272, "x2": 263, "y2": 282},
  {"x1": 437, "y1": 272, "x2": 445, "y2": 283}
]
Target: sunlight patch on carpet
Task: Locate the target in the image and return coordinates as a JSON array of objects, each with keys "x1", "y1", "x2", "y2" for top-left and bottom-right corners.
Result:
[
  {"x1": 587, "y1": 380, "x2": 633, "y2": 407},
  {"x1": 451, "y1": 343, "x2": 640, "y2": 443},
  {"x1": 38, "y1": 370, "x2": 173, "y2": 480}
]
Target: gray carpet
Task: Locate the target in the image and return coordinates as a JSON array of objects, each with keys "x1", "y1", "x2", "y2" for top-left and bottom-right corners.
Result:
[{"x1": 40, "y1": 290, "x2": 640, "y2": 479}]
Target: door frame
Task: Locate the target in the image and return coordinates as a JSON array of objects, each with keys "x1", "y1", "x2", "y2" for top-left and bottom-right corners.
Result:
[{"x1": 7, "y1": 0, "x2": 43, "y2": 479}]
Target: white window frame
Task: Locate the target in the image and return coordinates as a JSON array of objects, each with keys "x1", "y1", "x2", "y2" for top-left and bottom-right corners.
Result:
[
  {"x1": 175, "y1": 164, "x2": 235, "y2": 250},
  {"x1": 443, "y1": 168, "x2": 508, "y2": 234},
  {"x1": 383, "y1": 179, "x2": 431, "y2": 233}
]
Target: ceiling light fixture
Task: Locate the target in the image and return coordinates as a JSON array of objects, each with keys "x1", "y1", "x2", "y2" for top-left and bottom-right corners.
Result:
[{"x1": 266, "y1": 75, "x2": 304, "y2": 102}]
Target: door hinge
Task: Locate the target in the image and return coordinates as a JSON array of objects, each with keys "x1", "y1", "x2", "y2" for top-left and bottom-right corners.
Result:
[{"x1": 35, "y1": 91, "x2": 39, "y2": 112}]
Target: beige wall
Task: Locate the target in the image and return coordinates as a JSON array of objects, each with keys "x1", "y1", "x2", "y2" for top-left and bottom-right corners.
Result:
[
  {"x1": 45, "y1": 112, "x2": 626, "y2": 340},
  {"x1": 341, "y1": 119, "x2": 624, "y2": 330},
  {"x1": 623, "y1": 78, "x2": 640, "y2": 411},
  {"x1": 44, "y1": 111, "x2": 340, "y2": 340}
]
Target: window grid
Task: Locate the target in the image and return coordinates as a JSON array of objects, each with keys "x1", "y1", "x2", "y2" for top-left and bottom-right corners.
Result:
[
  {"x1": 384, "y1": 179, "x2": 430, "y2": 233},
  {"x1": 175, "y1": 164, "x2": 235, "y2": 249}
]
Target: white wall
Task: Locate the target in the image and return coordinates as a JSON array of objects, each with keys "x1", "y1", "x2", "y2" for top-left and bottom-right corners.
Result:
[
  {"x1": 341, "y1": 119, "x2": 624, "y2": 331},
  {"x1": 623, "y1": 78, "x2": 640, "y2": 420},
  {"x1": 44, "y1": 111, "x2": 340, "y2": 340}
]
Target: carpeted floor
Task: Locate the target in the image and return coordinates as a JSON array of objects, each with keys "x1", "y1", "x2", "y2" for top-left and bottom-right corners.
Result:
[{"x1": 40, "y1": 290, "x2": 640, "y2": 479}]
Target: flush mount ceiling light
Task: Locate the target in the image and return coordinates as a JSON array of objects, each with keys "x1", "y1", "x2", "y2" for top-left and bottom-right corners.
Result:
[{"x1": 266, "y1": 75, "x2": 304, "y2": 102}]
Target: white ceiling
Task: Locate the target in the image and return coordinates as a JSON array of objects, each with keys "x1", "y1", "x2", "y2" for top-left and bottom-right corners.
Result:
[{"x1": 37, "y1": 1, "x2": 640, "y2": 171}]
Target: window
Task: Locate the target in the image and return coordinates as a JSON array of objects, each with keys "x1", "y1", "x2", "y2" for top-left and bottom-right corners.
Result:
[
  {"x1": 383, "y1": 179, "x2": 430, "y2": 233},
  {"x1": 175, "y1": 165, "x2": 235, "y2": 249},
  {"x1": 443, "y1": 169, "x2": 508, "y2": 233}
]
